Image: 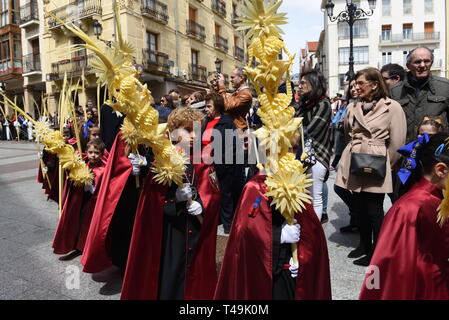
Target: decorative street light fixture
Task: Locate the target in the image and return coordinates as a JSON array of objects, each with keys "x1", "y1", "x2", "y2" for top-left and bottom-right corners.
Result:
[
  {"x1": 325, "y1": 0, "x2": 376, "y2": 82},
  {"x1": 93, "y1": 20, "x2": 112, "y2": 48}
]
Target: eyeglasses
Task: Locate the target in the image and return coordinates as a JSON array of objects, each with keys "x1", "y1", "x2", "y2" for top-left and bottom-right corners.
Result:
[
  {"x1": 411, "y1": 59, "x2": 432, "y2": 65},
  {"x1": 355, "y1": 80, "x2": 372, "y2": 87},
  {"x1": 383, "y1": 75, "x2": 398, "y2": 81}
]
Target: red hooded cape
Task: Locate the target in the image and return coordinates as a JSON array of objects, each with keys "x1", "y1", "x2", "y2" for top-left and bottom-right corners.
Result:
[
  {"x1": 359, "y1": 178, "x2": 449, "y2": 300},
  {"x1": 81, "y1": 133, "x2": 133, "y2": 273},
  {"x1": 213, "y1": 174, "x2": 332, "y2": 300},
  {"x1": 121, "y1": 162, "x2": 221, "y2": 300},
  {"x1": 52, "y1": 151, "x2": 109, "y2": 254}
]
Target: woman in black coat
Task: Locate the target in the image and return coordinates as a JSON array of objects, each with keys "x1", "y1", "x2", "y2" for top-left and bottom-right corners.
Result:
[{"x1": 201, "y1": 93, "x2": 243, "y2": 234}]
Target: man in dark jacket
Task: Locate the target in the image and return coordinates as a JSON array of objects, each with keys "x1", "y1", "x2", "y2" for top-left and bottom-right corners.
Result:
[
  {"x1": 390, "y1": 46, "x2": 449, "y2": 143},
  {"x1": 202, "y1": 93, "x2": 244, "y2": 234}
]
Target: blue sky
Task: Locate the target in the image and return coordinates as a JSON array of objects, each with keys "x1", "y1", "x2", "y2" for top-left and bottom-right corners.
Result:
[{"x1": 278, "y1": 0, "x2": 324, "y2": 74}]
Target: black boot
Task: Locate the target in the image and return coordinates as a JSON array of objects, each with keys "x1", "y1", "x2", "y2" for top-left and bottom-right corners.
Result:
[
  {"x1": 353, "y1": 255, "x2": 372, "y2": 267},
  {"x1": 321, "y1": 213, "x2": 329, "y2": 224},
  {"x1": 340, "y1": 225, "x2": 358, "y2": 233},
  {"x1": 347, "y1": 246, "x2": 366, "y2": 258}
]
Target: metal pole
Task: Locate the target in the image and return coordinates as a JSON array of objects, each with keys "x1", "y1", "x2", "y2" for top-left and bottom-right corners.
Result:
[{"x1": 347, "y1": 3, "x2": 355, "y2": 82}]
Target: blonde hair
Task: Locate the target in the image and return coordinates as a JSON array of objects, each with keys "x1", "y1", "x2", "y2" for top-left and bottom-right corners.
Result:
[{"x1": 167, "y1": 107, "x2": 204, "y2": 132}]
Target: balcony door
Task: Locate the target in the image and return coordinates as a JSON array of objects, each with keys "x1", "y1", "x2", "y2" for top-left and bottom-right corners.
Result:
[
  {"x1": 425, "y1": 22, "x2": 434, "y2": 40},
  {"x1": 403, "y1": 23, "x2": 413, "y2": 40},
  {"x1": 189, "y1": 6, "x2": 196, "y2": 21},
  {"x1": 381, "y1": 25, "x2": 391, "y2": 41},
  {"x1": 144, "y1": 0, "x2": 156, "y2": 10},
  {"x1": 191, "y1": 49, "x2": 198, "y2": 76},
  {"x1": 146, "y1": 32, "x2": 157, "y2": 63},
  {"x1": 31, "y1": 38, "x2": 39, "y2": 54},
  {"x1": 73, "y1": 37, "x2": 86, "y2": 57},
  {"x1": 30, "y1": 38, "x2": 40, "y2": 71}
]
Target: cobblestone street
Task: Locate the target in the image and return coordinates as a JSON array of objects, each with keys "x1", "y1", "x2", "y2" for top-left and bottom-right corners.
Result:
[{"x1": 0, "y1": 141, "x2": 392, "y2": 300}]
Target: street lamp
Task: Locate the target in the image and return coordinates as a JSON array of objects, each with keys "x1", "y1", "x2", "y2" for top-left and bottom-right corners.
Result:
[
  {"x1": 326, "y1": 0, "x2": 376, "y2": 82},
  {"x1": 93, "y1": 20, "x2": 112, "y2": 48}
]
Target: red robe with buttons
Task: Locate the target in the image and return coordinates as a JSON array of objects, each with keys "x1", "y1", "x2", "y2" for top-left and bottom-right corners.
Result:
[
  {"x1": 213, "y1": 174, "x2": 332, "y2": 300},
  {"x1": 52, "y1": 151, "x2": 109, "y2": 254},
  {"x1": 359, "y1": 178, "x2": 449, "y2": 300},
  {"x1": 121, "y1": 162, "x2": 221, "y2": 300}
]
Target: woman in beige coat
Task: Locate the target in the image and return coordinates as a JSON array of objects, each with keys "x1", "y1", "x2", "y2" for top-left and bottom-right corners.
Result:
[{"x1": 335, "y1": 68, "x2": 406, "y2": 267}]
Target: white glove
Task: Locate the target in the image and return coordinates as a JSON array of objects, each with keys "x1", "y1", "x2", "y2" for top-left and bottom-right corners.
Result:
[
  {"x1": 84, "y1": 183, "x2": 95, "y2": 194},
  {"x1": 281, "y1": 219, "x2": 301, "y2": 244},
  {"x1": 289, "y1": 257, "x2": 299, "y2": 278},
  {"x1": 131, "y1": 165, "x2": 140, "y2": 176},
  {"x1": 42, "y1": 166, "x2": 48, "y2": 174},
  {"x1": 13, "y1": 121, "x2": 20, "y2": 127},
  {"x1": 128, "y1": 153, "x2": 148, "y2": 176},
  {"x1": 175, "y1": 184, "x2": 193, "y2": 202},
  {"x1": 186, "y1": 200, "x2": 202, "y2": 216}
]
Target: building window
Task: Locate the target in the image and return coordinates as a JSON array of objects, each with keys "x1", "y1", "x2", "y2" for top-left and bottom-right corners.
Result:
[
  {"x1": 339, "y1": 74, "x2": 346, "y2": 90},
  {"x1": 146, "y1": 32, "x2": 157, "y2": 62},
  {"x1": 191, "y1": 49, "x2": 198, "y2": 67},
  {"x1": 338, "y1": 19, "x2": 368, "y2": 39},
  {"x1": 1, "y1": 0, "x2": 9, "y2": 27},
  {"x1": 403, "y1": 0, "x2": 412, "y2": 15},
  {"x1": 382, "y1": 52, "x2": 392, "y2": 65},
  {"x1": 425, "y1": 0, "x2": 433, "y2": 14},
  {"x1": 339, "y1": 46, "x2": 369, "y2": 65},
  {"x1": 0, "y1": 32, "x2": 21, "y2": 74},
  {"x1": 381, "y1": 25, "x2": 391, "y2": 41},
  {"x1": 73, "y1": 37, "x2": 86, "y2": 57},
  {"x1": 189, "y1": 6, "x2": 196, "y2": 21},
  {"x1": 143, "y1": 0, "x2": 156, "y2": 10},
  {"x1": 424, "y1": 22, "x2": 435, "y2": 39},
  {"x1": 403, "y1": 50, "x2": 410, "y2": 66},
  {"x1": 403, "y1": 23, "x2": 413, "y2": 40},
  {"x1": 382, "y1": 0, "x2": 391, "y2": 16}
]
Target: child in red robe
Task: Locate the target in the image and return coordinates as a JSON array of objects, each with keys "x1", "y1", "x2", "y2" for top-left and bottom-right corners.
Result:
[
  {"x1": 52, "y1": 138, "x2": 109, "y2": 259},
  {"x1": 213, "y1": 172, "x2": 332, "y2": 300},
  {"x1": 360, "y1": 132, "x2": 449, "y2": 299},
  {"x1": 121, "y1": 107, "x2": 221, "y2": 300}
]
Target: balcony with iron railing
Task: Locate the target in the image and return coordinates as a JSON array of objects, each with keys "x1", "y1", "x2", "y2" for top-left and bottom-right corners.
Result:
[
  {"x1": 379, "y1": 32, "x2": 440, "y2": 45},
  {"x1": 189, "y1": 64, "x2": 207, "y2": 82},
  {"x1": 186, "y1": 20, "x2": 206, "y2": 42},
  {"x1": 47, "y1": 0, "x2": 102, "y2": 30},
  {"x1": 48, "y1": 54, "x2": 94, "y2": 81},
  {"x1": 234, "y1": 46, "x2": 244, "y2": 60},
  {"x1": 141, "y1": 0, "x2": 169, "y2": 24},
  {"x1": 142, "y1": 49, "x2": 170, "y2": 75},
  {"x1": 23, "y1": 53, "x2": 41, "y2": 75},
  {"x1": 20, "y1": 0, "x2": 39, "y2": 27},
  {"x1": 212, "y1": 0, "x2": 227, "y2": 18},
  {"x1": 214, "y1": 35, "x2": 228, "y2": 52}
]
